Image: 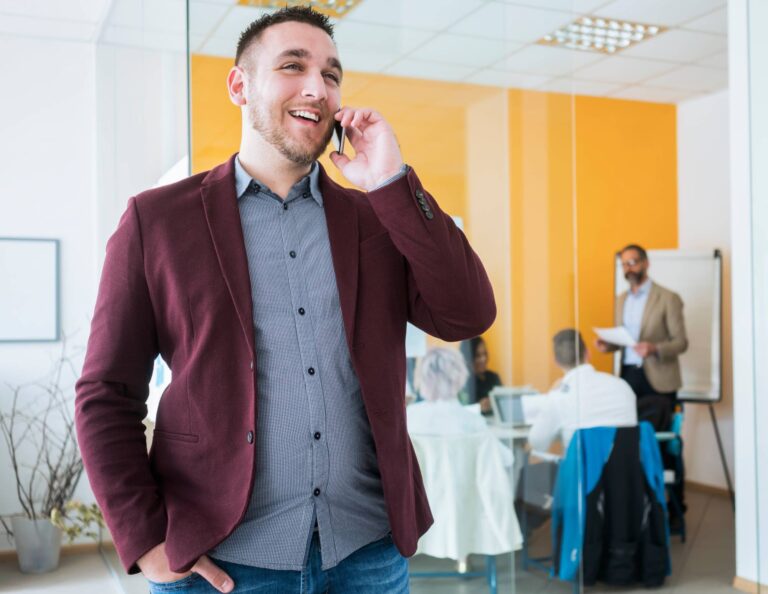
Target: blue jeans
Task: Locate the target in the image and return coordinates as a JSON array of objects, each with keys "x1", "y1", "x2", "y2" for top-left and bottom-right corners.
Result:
[{"x1": 147, "y1": 534, "x2": 409, "y2": 593}]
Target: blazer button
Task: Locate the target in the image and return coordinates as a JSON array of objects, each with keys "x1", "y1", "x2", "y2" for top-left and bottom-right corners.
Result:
[
  {"x1": 425, "y1": 210, "x2": 434, "y2": 220},
  {"x1": 247, "y1": 431, "x2": 254, "y2": 444},
  {"x1": 415, "y1": 189, "x2": 425, "y2": 199}
]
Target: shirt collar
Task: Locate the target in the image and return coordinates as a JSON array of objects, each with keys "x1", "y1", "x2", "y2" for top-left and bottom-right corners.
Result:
[
  {"x1": 562, "y1": 363, "x2": 594, "y2": 385},
  {"x1": 234, "y1": 155, "x2": 323, "y2": 206},
  {"x1": 631, "y1": 278, "x2": 652, "y2": 297}
]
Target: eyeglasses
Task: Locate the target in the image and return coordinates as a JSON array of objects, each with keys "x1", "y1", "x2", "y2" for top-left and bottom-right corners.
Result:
[{"x1": 621, "y1": 258, "x2": 642, "y2": 267}]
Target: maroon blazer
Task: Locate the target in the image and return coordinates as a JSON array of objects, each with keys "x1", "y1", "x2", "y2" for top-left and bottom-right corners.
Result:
[{"x1": 75, "y1": 156, "x2": 495, "y2": 574}]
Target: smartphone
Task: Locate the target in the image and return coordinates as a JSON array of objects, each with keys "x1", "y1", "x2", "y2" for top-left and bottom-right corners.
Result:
[{"x1": 332, "y1": 121, "x2": 346, "y2": 154}]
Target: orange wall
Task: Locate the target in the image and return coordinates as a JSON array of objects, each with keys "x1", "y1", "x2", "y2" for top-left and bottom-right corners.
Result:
[
  {"x1": 508, "y1": 91, "x2": 678, "y2": 389},
  {"x1": 190, "y1": 55, "x2": 679, "y2": 389}
]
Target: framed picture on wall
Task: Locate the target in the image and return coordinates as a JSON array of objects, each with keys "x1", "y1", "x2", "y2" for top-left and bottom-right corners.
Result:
[{"x1": 0, "y1": 238, "x2": 60, "y2": 342}]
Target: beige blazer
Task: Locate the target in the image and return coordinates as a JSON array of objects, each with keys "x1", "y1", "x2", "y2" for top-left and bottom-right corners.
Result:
[{"x1": 615, "y1": 282, "x2": 688, "y2": 393}]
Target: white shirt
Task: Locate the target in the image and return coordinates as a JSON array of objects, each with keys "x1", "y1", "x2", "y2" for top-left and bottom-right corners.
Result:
[
  {"x1": 524, "y1": 364, "x2": 637, "y2": 452},
  {"x1": 407, "y1": 400, "x2": 489, "y2": 436},
  {"x1": 622, "y1": 279, "x2": 652, "y2": 366}
]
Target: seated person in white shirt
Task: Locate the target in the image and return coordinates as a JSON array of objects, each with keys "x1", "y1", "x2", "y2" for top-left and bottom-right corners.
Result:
[
  {"x1": 528, "y1": 329, "x2": 638, "y2": 453},
  {"x1": 407, "y1": 347, "x2": 489, "y2": 436}
]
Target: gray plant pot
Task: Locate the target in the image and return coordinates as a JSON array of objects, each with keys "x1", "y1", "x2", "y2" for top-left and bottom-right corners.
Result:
[{"x1": 11, "y1": 516, "x2": 62, "y2": 574}]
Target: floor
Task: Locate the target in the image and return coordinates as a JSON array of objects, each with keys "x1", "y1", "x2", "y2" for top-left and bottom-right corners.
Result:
[{"x1": 0, "y1": 490, "x2": 741, "y2": 594}]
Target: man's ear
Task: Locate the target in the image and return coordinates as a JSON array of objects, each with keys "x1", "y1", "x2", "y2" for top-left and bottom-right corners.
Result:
[{"x1": 227, "y1": 66, "x2": 247, "y2": 107}]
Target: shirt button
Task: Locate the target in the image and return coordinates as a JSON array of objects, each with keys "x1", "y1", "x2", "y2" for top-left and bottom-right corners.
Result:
[
  {"x1": 308, "y1": 367, "x2": 315, "y2": 375},
  {"x1": 289, "y1": 250, "x2": 297, "y2": 258},
  {"x1": 283, "y1": 203, "x2": 288, "y2": 210},
  {"x1": 313, "y1": 488, "x2": 321, "y2": 496},
  {"x1": 246, "y1": 431, "x2": 254, "y2": 444},
  {"x1": 314, "y1": 432, "x2": 321, "y2": 440},
  {"x1": 303, "y1": 192, "x2": 310, "y2": 198},
  {"x1": 298, "y1": 307, "x2": 306, "y2": 315}
]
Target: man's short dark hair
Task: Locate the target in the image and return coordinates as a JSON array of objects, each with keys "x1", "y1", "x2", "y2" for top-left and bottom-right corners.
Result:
[
  {"x1": 620, "y1": 243, "x2": 648, "y2": 261},
  {"x1": 235, "y1": 6, "x2": 335, "y2": 66},
  {"x1": 553, "y1": 329, "x2": 586, "y2": 369}
]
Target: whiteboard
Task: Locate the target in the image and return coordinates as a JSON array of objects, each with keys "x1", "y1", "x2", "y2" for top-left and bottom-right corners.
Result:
[
  {"x1": 614, "y1": 249, "x2": 722, "y2": 403},
  {"x1": 0, "y1": 238, "x2": 60, "y2": 342}
]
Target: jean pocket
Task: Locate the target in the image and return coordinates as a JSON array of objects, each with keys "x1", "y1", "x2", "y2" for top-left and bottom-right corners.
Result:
[{"x1": 147, "y1": 572, "x2": 202, "y2": 592}]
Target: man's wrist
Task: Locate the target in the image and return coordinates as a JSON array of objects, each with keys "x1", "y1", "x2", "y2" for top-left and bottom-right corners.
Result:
[{"x1": 370, "y1": 164, "x2": 407, "y2": 191}]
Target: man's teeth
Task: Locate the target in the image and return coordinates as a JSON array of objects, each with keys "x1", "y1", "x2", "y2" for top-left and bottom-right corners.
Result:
[{"x1": 291, "y1": 110, "x2": 319, "y2": 122}]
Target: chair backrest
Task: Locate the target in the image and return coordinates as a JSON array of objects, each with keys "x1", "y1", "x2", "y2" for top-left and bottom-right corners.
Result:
[
  {"x1": 552, "y1": 423, "x2": 669, "y2": 586},
  {"x1": 410, "y1": 431, "x2": 522, "y2": 559}
]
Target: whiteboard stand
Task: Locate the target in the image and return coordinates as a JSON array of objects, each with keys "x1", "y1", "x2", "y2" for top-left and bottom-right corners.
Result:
[{"x1": 708, "y1": 402, "x2": 735, "y2": 511}]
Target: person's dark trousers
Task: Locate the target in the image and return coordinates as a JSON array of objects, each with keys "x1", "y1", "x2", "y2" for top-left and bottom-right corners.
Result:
[{"x1": 621, "y1": 364, "x2": 686, "y2": 523}]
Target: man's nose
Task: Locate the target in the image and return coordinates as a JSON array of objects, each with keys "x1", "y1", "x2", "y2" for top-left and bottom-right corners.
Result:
[{"x1": 301, "y1": 71, "x2": 327, "y2": 101}]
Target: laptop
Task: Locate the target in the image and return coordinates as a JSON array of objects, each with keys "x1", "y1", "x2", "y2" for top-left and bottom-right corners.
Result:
[{"x1": 489, "y1": 386, "x2": 538, "y2": 428}]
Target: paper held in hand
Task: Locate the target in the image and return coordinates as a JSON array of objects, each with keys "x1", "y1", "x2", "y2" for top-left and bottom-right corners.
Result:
[{"x1": 594, "y1": 326, "x2": 636, "y2": 348}]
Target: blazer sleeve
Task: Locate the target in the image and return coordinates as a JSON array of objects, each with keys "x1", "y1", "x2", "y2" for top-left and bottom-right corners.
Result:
[
  {"x1": 365, "y1": 167, "x2": 496, "y2": 341},
  {"x1": 655, "y1": 292, "x2": 689, "y2": 361},
  {"x1": 75, "y1": 197, "x2": 167, "y2": 574}
]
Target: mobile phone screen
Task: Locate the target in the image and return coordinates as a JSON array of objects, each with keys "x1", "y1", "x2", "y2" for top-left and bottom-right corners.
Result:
[{"x1": 332, "y1": 121, "x2": 346, "y2": 154}]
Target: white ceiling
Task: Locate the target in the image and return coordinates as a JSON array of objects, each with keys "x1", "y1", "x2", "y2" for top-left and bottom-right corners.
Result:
[{"x1": 0, "y1": 0, "x2": 728, "y2": 104}]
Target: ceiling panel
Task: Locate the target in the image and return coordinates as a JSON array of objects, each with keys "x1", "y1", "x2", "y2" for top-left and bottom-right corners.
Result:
[
  {"x1": 643, "y1": 64, "x2": 728, "y2": 92},
  {"x1": 188, "y1": 2, "x2": 233, "y2": 41},
  {"x1": 107, "y1": 0, "x2": 185, "y2": 32},
  {"x1": 207, "y1": 5, "x2": 271, "y2": 44},
  {"x1": 384, "y1": 59, "x2": 477, "y2": 83},
  {"x1": 572, "y1": 55, "x2": 677, "y2": 85},
  {"x1": 498, "y1": 45, "x2": 602, "y2": 76},
  {"x1": 0, "y1": 13, "x2": 99, "y2": 41},
  {"x1": 499, "y1": 0, "x2": 608, "y2": 12},
  {"x1": 344, "y1": 0, "x2": 486, "y2": 31},
  {"x1": 337, "y1": 50, "x2": 402, "y2": 72},
  {"x1": 620, "y1": 29, "x2": 726, "y2": 63},
  {"x1": 333, "y1": 22, "x2": 433, "y2": 56},
  {"x1": 448, "y1": 2, "x2": 572, "y2": 43},
  {"x1": 697, "y1": 50, "x2": 728, "y2": 70},
  {"x1": 466, "y1": 69, "x2": 551, "y2": 88},
  {"x1": 683, "y1": 7, "x2": 727, "y2": 35},
  {"x1": 412, "y1": 34, "x2": 523, "y2": 68},
  {"x1": 100, "y1": 24, "x2": 186, "y2": 51},
  {"x1": 594, "y1": 0, "x2": 725, "y2": 27},
  {"x1": 0, "y1": 0, "x2": 109, "y2": 23}
]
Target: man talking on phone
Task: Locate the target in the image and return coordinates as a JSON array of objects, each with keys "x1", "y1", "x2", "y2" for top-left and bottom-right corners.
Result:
[{"x1": 75, "y1": 7, "x2": 495, "y2": 593}]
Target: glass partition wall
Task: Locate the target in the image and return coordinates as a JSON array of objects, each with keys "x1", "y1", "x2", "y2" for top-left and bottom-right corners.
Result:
[{"x1": 93, "y1": 1, "x2": 741, "y2": 593}]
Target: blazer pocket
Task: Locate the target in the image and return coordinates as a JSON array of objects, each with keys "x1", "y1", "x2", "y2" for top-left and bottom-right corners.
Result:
[
  {"x1": 152, "y1": 428, "x2": 200, "y2": 443},
  {"x1": 360, "y1": 231, "x2": 395, "y2": 259}
]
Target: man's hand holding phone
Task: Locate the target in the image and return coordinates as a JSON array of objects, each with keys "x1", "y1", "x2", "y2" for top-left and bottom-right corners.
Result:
[{"x1": 329, "y1": 106, "x2": 404, "y2": 192}]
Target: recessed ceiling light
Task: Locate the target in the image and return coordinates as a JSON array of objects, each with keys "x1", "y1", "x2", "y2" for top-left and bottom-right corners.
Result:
[{"x1": 538, "y1": 16, "x2": 666, "y2": 55}]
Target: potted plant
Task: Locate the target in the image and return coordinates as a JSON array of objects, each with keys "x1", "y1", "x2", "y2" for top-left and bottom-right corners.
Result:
[{"x1": 0, "y1": 343, "x2": 102, "y2": 573}]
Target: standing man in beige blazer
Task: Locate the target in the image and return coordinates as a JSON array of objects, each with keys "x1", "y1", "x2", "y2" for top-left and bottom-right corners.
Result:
[{"x1": 597, "y1": 243, "x2": 688, "y2": 527}]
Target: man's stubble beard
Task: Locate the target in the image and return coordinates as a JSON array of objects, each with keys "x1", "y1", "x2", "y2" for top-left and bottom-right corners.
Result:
[{"x1": 248, "y1": 101, "x2": 334, "y2": 166}]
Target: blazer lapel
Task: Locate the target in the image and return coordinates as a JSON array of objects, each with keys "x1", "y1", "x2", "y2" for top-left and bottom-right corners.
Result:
[
  {"x1": 639, "y1": 282, "x2": 660, "y2": 341},
  {"x1": 319, "y1": 166, "x2": 359, "y2": 350},
  {"x1": 200, "y1": 155, "x2": 255, "y2": 356}
]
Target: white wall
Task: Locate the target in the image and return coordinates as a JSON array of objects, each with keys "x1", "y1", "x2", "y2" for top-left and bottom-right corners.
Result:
[
  {"x1": 676, "y1": 89, "x2": 735, "y2": 492},
  {"x1": 0, "y1": 35, "x2": 99, "y2": 547},
  {"x1": 730, "y1": 0, "x2": 768, "y2": 587},
  {"x1": 0, "y1": 33, "x2": 188, "y2": 552}
]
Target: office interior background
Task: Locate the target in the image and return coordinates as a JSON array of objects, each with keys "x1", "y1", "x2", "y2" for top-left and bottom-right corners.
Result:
[{"x1": 0, "y1": 0, "x2": 766, "y2": 592}]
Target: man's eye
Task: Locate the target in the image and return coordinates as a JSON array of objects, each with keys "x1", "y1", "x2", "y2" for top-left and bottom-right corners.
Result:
[
  {"x1": 324, "y1": 73, "x2": 340, "y2": 83},
  {"x1": 282, "y1": 63, "x2": 301, "y2": 71}
]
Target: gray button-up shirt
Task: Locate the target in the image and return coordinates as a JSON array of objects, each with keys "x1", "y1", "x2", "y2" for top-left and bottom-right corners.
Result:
[{"x1": 209, "y1": 158, "x2": 390, "y2": 570}]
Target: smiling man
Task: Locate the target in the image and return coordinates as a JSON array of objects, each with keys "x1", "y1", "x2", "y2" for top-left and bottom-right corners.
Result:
[{"x1": 75, "y1": 7, "x2": 495, "y2": 594}]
